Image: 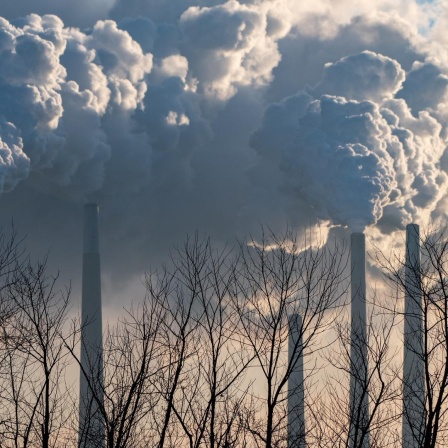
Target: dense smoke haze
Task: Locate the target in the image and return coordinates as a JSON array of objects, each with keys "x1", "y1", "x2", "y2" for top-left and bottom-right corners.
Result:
[{"x1": 0, "y1": 0, "x2": 447, "y2": 304}]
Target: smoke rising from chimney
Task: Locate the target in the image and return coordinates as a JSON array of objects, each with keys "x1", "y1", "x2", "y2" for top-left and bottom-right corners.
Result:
[{"x1": 0, "y1": 1, "x2": 446, "y2": 289}]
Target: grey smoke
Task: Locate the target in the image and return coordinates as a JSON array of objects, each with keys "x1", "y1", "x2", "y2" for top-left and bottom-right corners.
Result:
[
  {"x1": 0, "y1": 0, "x2": 446, "y2": 300},
  {"x1": 251, "y1": 50, "x2": 447, "y2": 233},
  {"x1": 0, "y1": 119, "x2": 29, "y2": 191}
]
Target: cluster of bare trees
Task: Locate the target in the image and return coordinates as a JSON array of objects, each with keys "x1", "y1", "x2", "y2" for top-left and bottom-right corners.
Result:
[
  {"x1": 1, "y1": 225, "x2": 448, "y2": 447},
  {"x1": 378, "y1": 228, "x2": 448, "y2": 448},
  {"x1": 0, "y1": 229, "x2": 73, "y2": 447}
]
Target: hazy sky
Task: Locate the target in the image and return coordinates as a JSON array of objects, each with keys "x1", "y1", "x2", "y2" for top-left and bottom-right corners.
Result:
[{"x1": 0, "y1": 0, "x2": 447, "y2": 306}]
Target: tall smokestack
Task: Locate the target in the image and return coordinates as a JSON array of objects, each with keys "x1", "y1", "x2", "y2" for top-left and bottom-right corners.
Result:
[
  {"x1": 402, "y1": 224, "x2": 425, "y2": 447},
  {"x1": 349, "y1": 233, "x2": 369, "y2": 448},
  {"x1": 288, "y1": 313, "x2": 305, "y2": 448},
  {"x1": 79, "y1": 204, "x2": 104, "y2": 448}
]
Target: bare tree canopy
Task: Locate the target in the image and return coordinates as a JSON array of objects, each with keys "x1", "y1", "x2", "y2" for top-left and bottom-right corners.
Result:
[{"x1": 2, "y1": 226, "x2": 448, "y2": 447}]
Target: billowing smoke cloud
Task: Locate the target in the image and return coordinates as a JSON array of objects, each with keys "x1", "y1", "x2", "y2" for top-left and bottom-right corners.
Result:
[
  {"x1": 251, "y1": 90, "x2": 397, "y2": 232},
  {"x1": 0, "y1": 0, "x2": 447, "y2": 301},
  {"x1": 178, "y1": 0, "x2": 287, "y2": 100},
  {"x1": 314, "y1": 51, "x2": 405, "y2": 103},
  {"x1": 0, "y1": 119, "x2": 30, "y2": 191},
  {"x1": 0, "y1": 14, "x2": 152, "y2": 196},
  {"x1": 251, "y1": 50, "x2": 448, "y2": 232}
]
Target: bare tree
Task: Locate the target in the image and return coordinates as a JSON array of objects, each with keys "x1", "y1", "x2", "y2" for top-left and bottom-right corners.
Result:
[
  {"x1": 0, "y1": 255, "x2": 72, "y2": 448},
  {"x1": 65, "y1": 293, "x2": 168, "y2": 448},
  {"x1": 380, "y1": 226, "x2": 448, "y2": 447},
  {"x1": 155, "y1": 235, "x2": 254, "y2": 448},
  {"x1": 231, "y1": 228, "x2": 349, "y2": 448},
  {"x1": 318, "y1": 296, "x2": 401, "y2": 448},
  {"x1": 69, "y1": 236, "x2": 207, "y2": 448},
  {"x1": 147, "y1": 260, "x2": 203, "y2": 448}
]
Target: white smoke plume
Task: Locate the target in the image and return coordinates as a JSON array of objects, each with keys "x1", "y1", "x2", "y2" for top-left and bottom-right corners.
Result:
[
  {"x1": 251, "y1": 50, "x2": 448, "y2": 232},
  {"x1": 0, "y1": 14, "x2": 152, "y2": 195},
  {"x1": 0, "y1": 119, "x2": 30, "y2": 191},
  {"x1": 178, "y1": 0, "x2": 286, "y2": 100},
  {"x1": 0, "y1": 0, "x2": 446, "y2": 297}
]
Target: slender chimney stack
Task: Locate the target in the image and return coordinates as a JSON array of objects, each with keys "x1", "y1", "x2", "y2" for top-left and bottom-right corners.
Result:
[
  {"x1": 79, "y1": 204, "x2": 104, "y2": 447},
  {"x1": 288, "y1": 313, "x2": 305, "y2": 448},
  {"x1": 349, "y1": 233, "x2": 369, "y2": 448},
  {"x1": 402, "y1": 224, "x2": 425, "y2": 447}
]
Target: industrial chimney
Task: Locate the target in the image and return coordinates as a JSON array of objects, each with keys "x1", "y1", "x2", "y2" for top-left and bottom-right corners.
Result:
[
  {"x1": 349, "y1": 233, "x2": 369, "y2": 448},
  {"x1": 79, "y1": 204, "x2": 104, "y2": 448},
  {"x1": 402, "y1": 224, "x2": 425, "y2": 447},
  {"x1": 288, "y1": 313, "x2": 305, "y2": 448}
]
